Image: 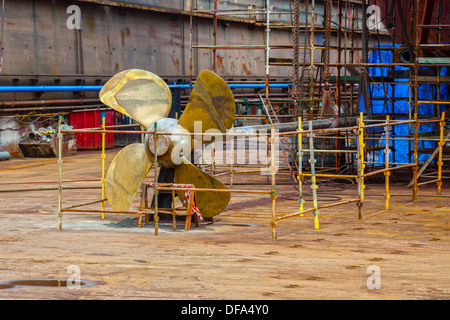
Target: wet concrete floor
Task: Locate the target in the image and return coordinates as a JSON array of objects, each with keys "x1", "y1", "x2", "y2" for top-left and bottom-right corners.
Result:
[{"x1": 0, "y1": 148, "x2": 448, "y2": 299}]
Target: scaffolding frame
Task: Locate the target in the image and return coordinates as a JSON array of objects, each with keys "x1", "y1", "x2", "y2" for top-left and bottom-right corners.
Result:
[
  {"x1": 270, "y1": 112, "x2": 446, "y2": 239},
  {"x1": 56, "y1": 110, "x2": 446, "y2": 239}
]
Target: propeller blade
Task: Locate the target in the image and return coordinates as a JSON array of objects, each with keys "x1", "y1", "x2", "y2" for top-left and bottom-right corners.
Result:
[
  {"x1": 105, "y1": 143, "x2": 152, "y2": 212},
  {"x1": 174, "y1": 160, "x2": 230, "y2": 218},
  {"x1": 178, "y1": 70, "x2": 235, "y2": 142},
  {"x1": 100, "y1": 69, "x2": 172, "y2": 129}
]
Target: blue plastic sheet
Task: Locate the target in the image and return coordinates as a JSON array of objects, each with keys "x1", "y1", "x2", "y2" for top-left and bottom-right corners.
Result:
[{"x1": 359, "y1": 45, "x2": 449, "y2": 164}]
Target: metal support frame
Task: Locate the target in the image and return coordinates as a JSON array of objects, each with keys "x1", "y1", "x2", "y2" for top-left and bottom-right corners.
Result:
[{"x1": 269, "y1": 114, "x2": 445, "y2": 238}]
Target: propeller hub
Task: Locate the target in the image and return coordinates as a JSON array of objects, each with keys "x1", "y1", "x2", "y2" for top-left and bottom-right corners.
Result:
[
  {"x1": 145, "y1": 118, "x2": 191, "y2": 168},
  {"x1": 148, "y1": 134, "x2": 170, "y2": 156}
]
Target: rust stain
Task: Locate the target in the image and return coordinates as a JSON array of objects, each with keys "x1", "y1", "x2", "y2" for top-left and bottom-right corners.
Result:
[
  {"x1": 171, "y1": 56, "x2": 180, "y2": 72},
  {"x1": 120, "y1": 28, "x2": 130, "y2": 46},
  {"x1": 216, "y1": 55, "x2": 223, "y2": 70},
  {"x1": 242, "y1": 62, "x2": 252, "y2": 76}
]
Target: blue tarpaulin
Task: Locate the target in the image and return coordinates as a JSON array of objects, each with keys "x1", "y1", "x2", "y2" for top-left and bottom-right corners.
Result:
[{"x1": 360, "y1": 44, "x2": 449, "y2": 164}]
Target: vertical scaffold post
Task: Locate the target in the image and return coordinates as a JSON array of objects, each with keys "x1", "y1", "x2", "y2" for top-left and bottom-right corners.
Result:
[
  {"x1": 57, "y1": 115, "x2": 63, "y2": 230},
  {"x1": 271, "y1": 125, "x2": 278, "y2": 240},
  {"x1": 266, "y1": 134, "x2": 270, "y2": 183},
  {"x1": 172, "y1": 189, "x2": 176, "y2": 231},
  {"x1": 412, "y1": 117, "x2": 419, "y2": 201},
  {"x1": 211, "y1": 142, "x2": 215, "y2": 176},
  {"x1": 384, "y1": 115, "x2": 390, "y2": 210},
  {"x1": 230, "y1": 137, "x2": 234, "y2": 187},
  {"x1": 437, "y1": 112, "x2": 445, "y2": 194},
  {"x1": 412, "y1": 0, "x2": 419, "y2": 201},
  {"x1": 357, "y1": 112, "x2": 365, "y2": 219},
  {"x1": 298, "y1": 117, "x2": 304, "y2": 213},
  {"x1": 101, "y1": 117, "x2": 106, "y2": 220},
  {"x1": 308, "y1": 121, "x2": 319, "y2": 229},
  {"x1": 308, "y1": 0, "x2": 316, "y2": 120},
  {"x1": 153, "y1": 122, "x2": 159, "y2": 235},
  {"x1": 138, "y1": 184, "x2": 146, "y2": 228},
  {"x1": 265, "y1": 0, "x2": 271, "y2": 98}
]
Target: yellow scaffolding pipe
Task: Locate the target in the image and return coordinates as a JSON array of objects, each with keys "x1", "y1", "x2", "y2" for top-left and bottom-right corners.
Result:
[
  {"x1": 56, "y1": 116, "x2": 442, "y2": 238},
  {"x1": 437, "y1": 112, "x2": 446, "y2": 194},
  {"x1": 57, "y1": 116, "x2": 63, "y2": 230},
  {"x1": 298, "y1": 117, "x2": 304, "y2": 213},
  {"x1": 413, "y1": 117, "x2": 419, "y2": 201},
  {"x1": 271, "y1": 125, "x2": 278, "y2": 240},
  {"x1": 384, "y1": 115, "x2": 390, "y2": 211},
  {"x1": 101, "y1": 117, "x2": 106, "y2": 219},
  {"x1": 358, "y1": 112, "x2": 366, "y2": 201}
]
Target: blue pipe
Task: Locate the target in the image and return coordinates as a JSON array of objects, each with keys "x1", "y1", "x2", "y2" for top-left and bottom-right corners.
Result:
[
  {"x1": 228, "y1": 83, "x2": 290, "y2": 89},
  {"x1": 0, "y1": 85, "x2": 104, "y2": 92},
  {"x1": 0, "y1": 83, "x2": 291, "y2": 92}
]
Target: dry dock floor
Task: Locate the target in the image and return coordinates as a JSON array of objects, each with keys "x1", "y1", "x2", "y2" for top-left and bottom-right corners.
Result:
[{"x1": 0, "y1": 148, "x2": 449, "y2": 300}]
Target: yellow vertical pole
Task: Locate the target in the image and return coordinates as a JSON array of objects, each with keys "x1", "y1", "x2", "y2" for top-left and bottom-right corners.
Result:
[
  {"x1": 437, "y1": 112, "x2": 445, "y2": 194},
  {"x1": 413, "y1": 0, "x2": 419, "y2": 201},
  {"x1": 266, "y1": 135, "x2": 270, "y2": 183},
  {"x1": 356, "y1": 112, "x2": 365, "y2": 219},
  {"x1": 358, "y1": 112, "x2": 365, "y2": 200},
  {"x1": 412, "y1": 117, "x2": 419, "y2": 201},
  {"x1": 384, "y1": 115, "x2": 390, "y2": 210},
  {"x1": 101, "y1": 117, "x2": 106, "y2": 220},
  {"x1": 298, "y1": 117, "x2": 304, "y2": 214},
  {"x1": 153, "y1": 122, "x2": 159, "y2": 236},
  {"x1": 57, "y1": 116, "x2": 63, "y2": 230},
  {"x1": 230, "y1": 138, "x2": 234, "y2": 187},
  {"x1": 308, "y1": 121, "x2": 319, "y2": 229},
  {"x1": 211, "y1": 142, "x2": 215, "y2": 176},
  {"x1": 271, "y1": 125, "x2": 277, "y2": 240}
]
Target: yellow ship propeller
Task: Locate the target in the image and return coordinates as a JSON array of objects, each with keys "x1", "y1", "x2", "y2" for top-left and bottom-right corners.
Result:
[{"x1": 100, "y1": 69, "x2": 235, "y2": 218}]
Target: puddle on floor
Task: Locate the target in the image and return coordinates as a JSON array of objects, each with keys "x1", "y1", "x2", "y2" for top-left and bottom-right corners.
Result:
[{"x1": 0, "y1": 279, "x2": 100, "y2": 290}]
